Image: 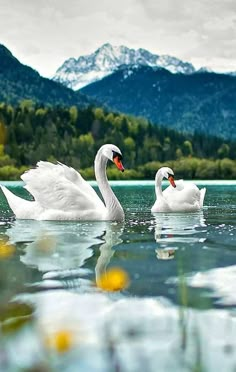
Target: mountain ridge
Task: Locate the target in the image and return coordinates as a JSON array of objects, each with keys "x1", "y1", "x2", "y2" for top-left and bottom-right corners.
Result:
[
  {"x1": 0, "y1": 43, "x2": 235, "y2": 140},
  {"x1": 81, "y1": 65, "x2": 236, "y2": 139},
  {"x1": 0, "y1": 44, "x2": 89, "y2": 107},
  {"x1": 53, "y1": 43, "x2": 197, "y2": 90}
]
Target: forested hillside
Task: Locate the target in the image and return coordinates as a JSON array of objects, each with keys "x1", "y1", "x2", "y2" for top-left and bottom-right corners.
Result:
[
  {"x1": 0, "y1": 44, "x2": 89, "y2": 106},
  {"x1": 1, "y1": 43, "x2": 235, "y2": 145},
  {"x1": 0, "y1": 100, "x2": 235, "y2": 180},
  {"x1": 81, "y1": 66, "x2": 236, "y2": 139}
]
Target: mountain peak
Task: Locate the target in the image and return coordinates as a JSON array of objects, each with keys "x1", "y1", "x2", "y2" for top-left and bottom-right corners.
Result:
[
  {"x1": 0, "y1": 43, "x2": 24, "y2": 73},
  {"x1": 53, "y1": 44, "x2": 196, "y2": 90},
  {"x1": 0, "y1": 44, "x2": 14, "y2": 57},
  {"x1": 98, "y1": 42, "x2": 113, "y2": 51},
  {"x1": 0, "y1": 43, "x2": 89, "y2": 106}
]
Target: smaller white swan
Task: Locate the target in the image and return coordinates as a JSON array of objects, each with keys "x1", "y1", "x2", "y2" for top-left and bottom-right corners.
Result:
[
  {"x1": 151, "y1": 167, "x2": 206, "y2": 213},
  {"x1": 1, "y1": 144, "x2": 125, "y2": 221}
]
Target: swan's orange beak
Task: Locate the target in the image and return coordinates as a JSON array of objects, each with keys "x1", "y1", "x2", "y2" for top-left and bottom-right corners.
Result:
[
  {"x1": 113, "y1": 156, "x2": 125, "y2": 172},
  {"x1": 168, "y1": 175, "x2": 176, "y2": 188}
]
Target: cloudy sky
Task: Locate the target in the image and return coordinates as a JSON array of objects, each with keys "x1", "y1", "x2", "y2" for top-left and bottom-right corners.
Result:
[{"x1": 1, "y1": 0, "x2": 236, "y2": 77}]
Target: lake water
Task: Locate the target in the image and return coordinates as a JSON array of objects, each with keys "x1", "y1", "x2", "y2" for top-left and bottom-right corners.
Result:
[{"x1": 0, "y1": 181, "x2": 235, "y2": 371}]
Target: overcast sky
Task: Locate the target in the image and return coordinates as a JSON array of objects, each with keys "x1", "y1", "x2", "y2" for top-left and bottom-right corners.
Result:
[{"x1": 1, "y1": 0, "x2": 236, "y2": 77}]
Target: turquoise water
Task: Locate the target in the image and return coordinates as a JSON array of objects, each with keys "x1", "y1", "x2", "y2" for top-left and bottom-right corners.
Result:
[{"x1": 0, "y1": 181, "x2": 235, "y2": 371}]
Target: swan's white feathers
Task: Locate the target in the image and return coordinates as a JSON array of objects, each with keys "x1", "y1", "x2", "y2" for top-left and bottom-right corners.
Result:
[
  {"x1": 21, "y1": 161, "x2": 105, "y2": 212},
  {"x1": 0, "y1": 184, "x2": 38, "y2": 219},
  {"x1": 163, "y1": 181, "x2": 201, "y2": 204},
  {"x1": 200, "y1": 187, "x2": 206, "y2": 208}
]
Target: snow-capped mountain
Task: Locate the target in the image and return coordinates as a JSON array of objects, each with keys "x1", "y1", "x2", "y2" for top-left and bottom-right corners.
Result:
[{"x1": 53, "y1": 43, "x2": 196, "y2": 90}]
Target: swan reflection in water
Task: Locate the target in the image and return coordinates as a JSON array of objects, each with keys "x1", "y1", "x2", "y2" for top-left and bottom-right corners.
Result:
[
  {"x1": 152, "y1": 211, "x2": 207, "y2": 260},
  {"x1": 5, "y1": 220, "x2": 124, "y2": 289},
  {"x1": 2, "y1": 219, "x2": 235, "y2": 372}
]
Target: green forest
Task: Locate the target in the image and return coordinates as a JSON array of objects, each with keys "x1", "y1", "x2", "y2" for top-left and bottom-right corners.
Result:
[{"x1": 0, "y1": 100, "x2": 235, "y2": 180}]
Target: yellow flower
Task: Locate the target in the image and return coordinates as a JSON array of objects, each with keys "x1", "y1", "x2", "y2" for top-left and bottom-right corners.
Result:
[
  {"x1": 97, "y1": 267, "x2": 130, "y2": 291},
  {"x1": 0, "y1": 241, "x2": 15, "y2": 259},
  {"x1": 35, "y1": 234, "x2": 57, "y2": 253},
  {"x1": 45, "y1": 330, "x2": 73, "y2": 353}
]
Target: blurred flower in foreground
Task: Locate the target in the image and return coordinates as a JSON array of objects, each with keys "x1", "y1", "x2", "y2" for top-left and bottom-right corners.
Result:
[
  {"x1": 45, "y1": 330, "x2": 73, "y2": 353},
  {"x1": 35, "y1": 234, "x2": 57, "y2": 253},
  {"x1": 0, "y1": 241, "x2": 15, "y2": 259},
  {"x1": 97, "y1": 267, "x2": 130, "y2": 291}
]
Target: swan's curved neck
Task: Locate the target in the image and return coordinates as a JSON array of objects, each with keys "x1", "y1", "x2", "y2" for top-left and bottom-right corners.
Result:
[
  {"x1": 95, "y1": 149, "x2": 124, "y2": 220},
  {"x1": 155, "y1": 170, "x2": 164, "y2": 198}
]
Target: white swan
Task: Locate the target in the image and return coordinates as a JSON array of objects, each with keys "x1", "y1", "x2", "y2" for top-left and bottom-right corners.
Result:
[
  {"x1": 151, "y1": 167, "x2": 206, "y2": 213},
  {"x1": 0, "y1": 144, "x2": 125, "y2": 221}
]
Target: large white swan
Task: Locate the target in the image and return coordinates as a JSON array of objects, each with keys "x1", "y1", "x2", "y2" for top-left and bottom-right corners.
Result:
[
  {"x1": 0, "y1": 144, "x2": 125, "y2": 221},
  {"x1": 151, "y1": 167, "x2": 206, "y2": 213}
]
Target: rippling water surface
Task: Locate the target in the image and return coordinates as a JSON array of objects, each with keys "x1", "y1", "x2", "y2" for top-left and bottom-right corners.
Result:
[{"x1": 0, "y1": 181, "x2": 235, "y2": 371}]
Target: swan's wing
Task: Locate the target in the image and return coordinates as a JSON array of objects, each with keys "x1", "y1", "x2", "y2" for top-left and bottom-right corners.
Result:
[
  {"x1": 21, "y1": 161, "x2": 105, "y2": 211},
  {"x1": 163, "y1": 181, "x2": 201, "y2": 205},
  {"x1": 200, "y1": 187, "x2": 206, "y2": 208},
  {"x1": 55, "y1": 162, "x2": 102, "y2": 205}
]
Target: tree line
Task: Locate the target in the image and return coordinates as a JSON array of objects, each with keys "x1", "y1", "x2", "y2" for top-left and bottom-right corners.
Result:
[{"x1": 0, "y1": 100, "x2": 235, "y2": 180}]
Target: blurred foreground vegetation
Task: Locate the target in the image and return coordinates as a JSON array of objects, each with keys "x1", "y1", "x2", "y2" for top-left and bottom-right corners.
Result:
[{"x1": 0, "y1": 100, "x2": 235, "y2": 180}]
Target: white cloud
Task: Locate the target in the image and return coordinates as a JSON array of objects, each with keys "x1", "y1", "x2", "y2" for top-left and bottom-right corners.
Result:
[{"x1": 0, "y1": 0, "x2": 235, "y2": 76}]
